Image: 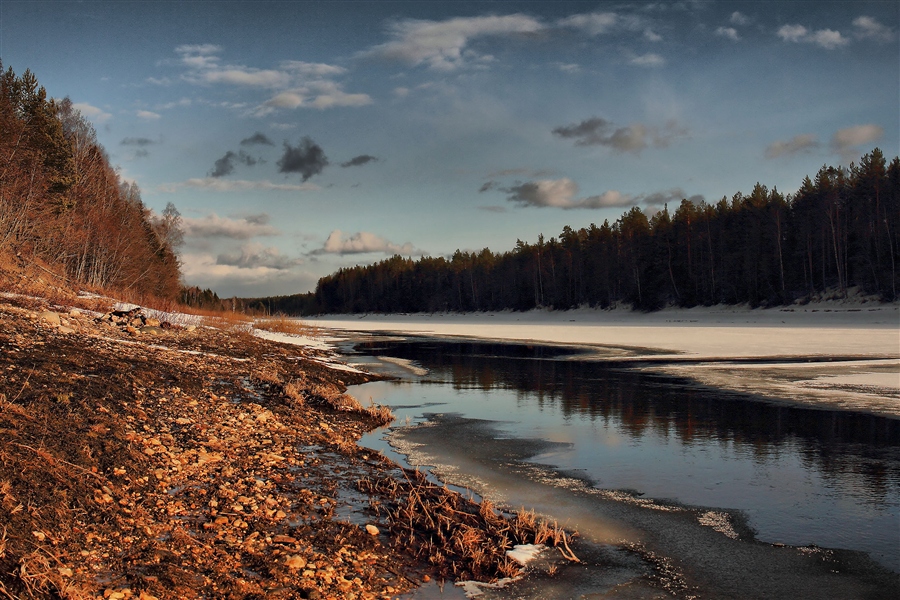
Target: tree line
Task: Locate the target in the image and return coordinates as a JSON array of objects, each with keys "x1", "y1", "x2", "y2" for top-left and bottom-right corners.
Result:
[
  {"x1": 0, "y1": 62, "x2": 182, "y2": 299},
  {"x1": 268, "y1": 148, "x2": 897, "y2": 315}
]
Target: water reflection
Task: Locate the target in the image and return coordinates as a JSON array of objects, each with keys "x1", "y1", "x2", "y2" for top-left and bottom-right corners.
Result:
[
  {"x1": 356, "y1": 340, "x2": 899, "y2": 492},
  {"x1": 352, "y1": 338, "x2": 900, "y2": 570}
]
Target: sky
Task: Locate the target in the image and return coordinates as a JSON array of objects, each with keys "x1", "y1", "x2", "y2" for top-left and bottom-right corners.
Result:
[{"x1": 1, "y1": 1, "x2": 897, "y2": 297}]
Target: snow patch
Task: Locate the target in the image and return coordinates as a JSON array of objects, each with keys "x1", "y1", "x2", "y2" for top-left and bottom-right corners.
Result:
[
  {"x1": 376, "y1": 355, "x2": 428, "y2": 376},
  {"x1": 252, "y1": 328, "x2": 333, "y2": 351},
  {"x1": 456, "y1": 577, "x2": 519, "y2": 597},
  {"x1": 697, "y1": 511, "x2": 739, "y2": 539},
  {"x1": 506, "y1": 543, "x2": 544, "y2": 565}
]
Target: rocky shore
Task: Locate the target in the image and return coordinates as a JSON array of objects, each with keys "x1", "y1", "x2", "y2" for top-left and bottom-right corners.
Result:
[{"x1": 0, "y1": 293, "x2": 568, "y2": 599}]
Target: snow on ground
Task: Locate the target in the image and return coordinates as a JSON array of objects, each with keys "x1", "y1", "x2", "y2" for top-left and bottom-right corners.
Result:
[
  {"x1": 310, "y1": 302, "x2": 900, "y2": 418},
  {"x1": 309, "y1": 303, "x2": 898, "y2": 360},
  {"x1": 251, "y1": 328, "x2": 334, "y2": 352}
]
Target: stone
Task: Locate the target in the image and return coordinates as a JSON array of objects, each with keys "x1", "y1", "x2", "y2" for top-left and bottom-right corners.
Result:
[
  {"x1": 144, "y1": 317, "x2": 161, "y2": 327},
  {"x1": 272, "y1": 534, "x2": 297, "y2": 544},
  {"x1": 58, "y1": 326, "x2": 76, "y2": 335},
  {"x1": 38, "y1": 311, "x2": 60, "y2": 326},
  {"x1": 285, "y1": 554, "x2": 307, "y2": 570},
  {"x1": 365, "y1": 524, "x2": 379, "y2": 536}
]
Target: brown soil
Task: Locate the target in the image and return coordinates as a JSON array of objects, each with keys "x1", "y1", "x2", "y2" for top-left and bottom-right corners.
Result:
[{"x1": 0, "y1": 292, "x2": 571, "y2": 600}]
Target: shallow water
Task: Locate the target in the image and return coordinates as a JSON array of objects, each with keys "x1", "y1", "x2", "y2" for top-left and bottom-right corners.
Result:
[{"x1": 346, "y1": 338, "x2": 900, "y2": 579}]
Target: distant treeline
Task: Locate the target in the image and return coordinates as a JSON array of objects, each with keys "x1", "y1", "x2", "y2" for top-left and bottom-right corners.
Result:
[
  {"x1": 0, "y1": 62, "x2": 182, "y2": 299},
  {"x1": 252, "y1": 148, "x2": 899, "y2": 315}
]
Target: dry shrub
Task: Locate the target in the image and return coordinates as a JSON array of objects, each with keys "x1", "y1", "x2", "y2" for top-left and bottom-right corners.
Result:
[
  {"x1": 365, "y1": 402, "x2": 395, "y2": 427},
  {"x1": 251, "y1": 364, "x2": 283, "y2": 387},
  {"x1": 282, "y1": 380, "x2": 306, "y2": 406},
  {"x1": 303, "y1": 384, "x2": 394, "y2": 426},
  {"x1": 358, "y1": 472, "x2": 577, "y2": 583},
  {"x1": 199, "y1": 311, "x2": 254, "y2": 337}
]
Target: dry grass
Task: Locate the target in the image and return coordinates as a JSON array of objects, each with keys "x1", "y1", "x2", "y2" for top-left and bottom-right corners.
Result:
[
  {"x1": 253, "y1": 314, "x2": 320, "y2": 338},
  {"x1": 199, "y1": 310, "x2": 254, "y2": 334}
]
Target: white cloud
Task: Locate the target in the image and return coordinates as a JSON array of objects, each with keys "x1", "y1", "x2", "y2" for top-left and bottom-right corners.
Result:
[
  {"x1": 777, "y1": 24, "x2": 808, "y2": 43},
  {"x1": 156, "y1": 97, "x2": 192, "y2": 110},
  {"x1": 158, "y1": 178, "x2": 320, "y2": 193},
  {"x1": 281, "y1": 61, "x2": 347, "y2": 77},
  {"x1": 256, "y1": 82, "x2": 373, "y2": 115},
  {"x1": 506, "y1": 178, "x2": 579, "y2": 208},
  {"x1": 765, "y1": 134, "x2": 819, "y2": 159},
  {"x1": 629, "y1": 53, "x2": 665, "y2": 67},
  {"x1": 181, "y1": 213, "x2": 280, "y2": 240},
  {"x1": 853, "y1": 16, "x2": 893, "y2": 42},
  {"x1": 580, "y1": 190, "x2": 636, "y2": 209},
  {"x1": 318, "y1": 230, "x2": 418, "y2": 255},
  {"x1": 136, "y1": 110, "x2": 161, "y2": 120},
  {"x1": 558, "y1": 12, "x2": 618, "y2": 35},
  {"x1": 175, "y1": 43, "x2": 223, "y2": 56},
  {"x1": 730, "y1": 11, "x2": 751, "y2": 26},
  {"x1": 180, "y1": 251, "x2": 316, "y2": 297},
  {"x1": 809, "y1": 29, "x2": 848, "y2": 49},
  {"x1": 174, "y1": 44, "x2": 223, "y2": 70},
  {"x1": 503, "y1": 179, "x2": 700, "y2": 210},
  {"x1": 559, "y1": 11, "x2": 647, "y2": 36},
  {"x1": 201, "y1": 68, "x2": 288, "y2": 87},
  {"x1": 72, "y1": 102, "x2": 112, "y2": 124},
  {"x1": 552, "y1": 117, "x2": 688, "y2": 154},
  {"x1": 264, "y1": 91, "x2": 305, "y2": 110},
  {"x1": 778, "y1": 24, "x2": 849, "y2": 49},
  {"x1": 169, "y1": 44, "x2": 371, "y2": 113},
  {"x1": 505, "y1": 179, "x2": 639, "y2": 210},
  {"x1": 362, "y1": 14, "x2": 544, "y2": 71},
  {"x1": 831, "y1": 124, "x2": 884, "y2": 161},
  {"x1": 216, "y1": 242, "x2": 303, "y2": 270},
  {"x1": 715, "y1": 27, "x2": 740, "y2": 42},
  {"x1": 555, "y1": 62, "x2": 581, "y2": 73}
]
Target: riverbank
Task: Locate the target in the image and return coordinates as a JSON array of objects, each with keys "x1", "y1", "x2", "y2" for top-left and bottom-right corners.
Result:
[
  {"x1": 310, "y1": 300, "x2": 900, "y2": 418},
  {"x1": 0, "y1": 293, "x2": 567, "y2": 599}
]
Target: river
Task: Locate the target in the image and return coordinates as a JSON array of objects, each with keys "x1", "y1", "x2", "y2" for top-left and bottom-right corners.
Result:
[{"x1": 339, "y1": 335, "x2": 899, "y2": 599}]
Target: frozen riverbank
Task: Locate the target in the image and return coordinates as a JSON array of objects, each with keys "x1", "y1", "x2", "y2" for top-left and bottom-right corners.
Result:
[{"x1": 311, "y1": 302, "x2": 900, "y2": 418}]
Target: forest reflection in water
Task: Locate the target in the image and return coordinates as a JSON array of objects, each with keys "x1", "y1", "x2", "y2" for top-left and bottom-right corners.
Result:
[{"x1": 352, "y1": 338, "x2": 900, "y2": 570}]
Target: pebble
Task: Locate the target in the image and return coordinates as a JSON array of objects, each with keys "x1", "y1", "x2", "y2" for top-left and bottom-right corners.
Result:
[{"x1": 365, "y1": 524, "x2": 380, "y2": 536}]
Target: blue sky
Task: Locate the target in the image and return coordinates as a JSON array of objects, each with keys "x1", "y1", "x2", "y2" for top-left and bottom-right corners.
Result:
[{"x1": 2, "y1": 1, "x2": 897, "y2": 297}]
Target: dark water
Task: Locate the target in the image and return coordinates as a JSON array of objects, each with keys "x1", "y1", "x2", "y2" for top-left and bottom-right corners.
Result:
[{"x1": 348, "y1": 338, "x2": 900, "y2": 574}]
